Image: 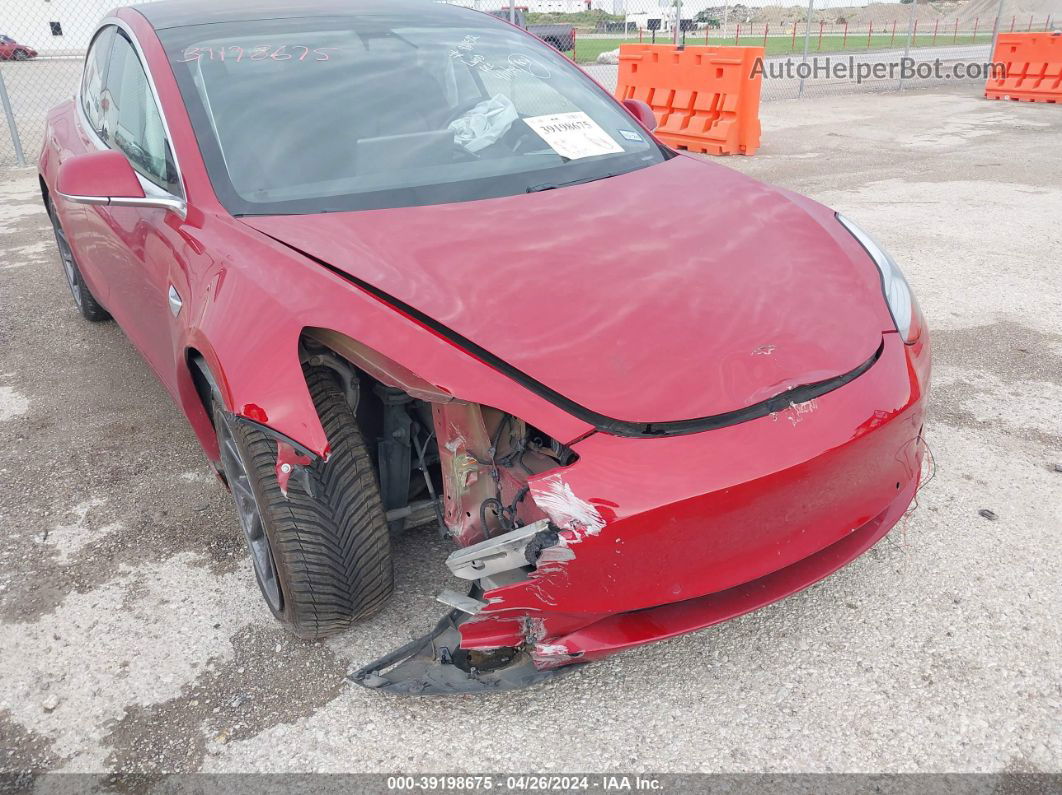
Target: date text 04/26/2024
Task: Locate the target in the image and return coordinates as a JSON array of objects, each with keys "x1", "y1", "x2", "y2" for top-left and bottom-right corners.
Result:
[{"x1": 385, "y1": 775, "x2": 665, "y2": 791}]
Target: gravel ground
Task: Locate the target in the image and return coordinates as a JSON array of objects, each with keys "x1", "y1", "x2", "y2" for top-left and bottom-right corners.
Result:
[{"x1": 0, "y1": 84, "x2": 1060, "y2": 778}]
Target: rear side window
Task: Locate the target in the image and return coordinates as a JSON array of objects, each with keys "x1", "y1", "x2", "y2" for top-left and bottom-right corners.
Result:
[
  {"x1": 100, "y1": 31, "x2": 180, "y2": 195},
  {"x1": 81, "y1": 26, "x2": 115, "y2": 136}
]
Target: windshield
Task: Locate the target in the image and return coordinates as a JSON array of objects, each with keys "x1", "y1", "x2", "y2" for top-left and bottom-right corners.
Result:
[{"x1": 159, "y1": 8, "x2": 666, "y2": 214}]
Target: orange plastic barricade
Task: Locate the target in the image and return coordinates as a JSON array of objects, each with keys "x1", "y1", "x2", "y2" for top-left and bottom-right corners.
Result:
[
  {"x1": 985, "y1": 32, "x2": 1062, "y2": 103},
  {"x1": 614, "y1": 44, "x2": 763, "y2": 155}
]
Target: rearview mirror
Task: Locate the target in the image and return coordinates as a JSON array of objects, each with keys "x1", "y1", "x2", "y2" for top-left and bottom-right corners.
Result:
[
  {"x1": 57, "y1": 149, "x2": 184, "y2": 215},
  {"x1": 622, "y1": 99, "x2": 657, "y2": 132}
]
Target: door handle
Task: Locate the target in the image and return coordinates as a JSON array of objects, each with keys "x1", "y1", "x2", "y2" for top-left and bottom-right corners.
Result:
[{"x1": 167, "y1": 285, "x2": 182, "y2": 317}]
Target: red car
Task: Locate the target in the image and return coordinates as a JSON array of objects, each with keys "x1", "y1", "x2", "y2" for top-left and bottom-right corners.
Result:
[
  {"x1": 38, "y1": 0, "x2": 929, "y2": 694},
  {"x1": 0, "y1": 35, "x2": 38, "y2": 60}
]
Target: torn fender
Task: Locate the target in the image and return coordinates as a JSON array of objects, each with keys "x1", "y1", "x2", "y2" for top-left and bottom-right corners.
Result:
[{"x1": 167, "y1": 219, "x2": 591, "y2": 461}]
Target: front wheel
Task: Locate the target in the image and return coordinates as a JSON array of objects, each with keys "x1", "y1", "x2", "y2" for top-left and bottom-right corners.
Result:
[
  {"x1": 47, "y1": 198, "x2": 110, "y2": 322},
  {"x1": 13, "y1": 50, "x2": 29, "y2": 61},
  {"x1": 213, "y1": 366, "x2": 394, "y2": 639}
]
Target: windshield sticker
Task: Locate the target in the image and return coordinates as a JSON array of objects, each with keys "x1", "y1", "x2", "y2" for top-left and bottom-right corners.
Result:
[
  {"x1": 618, "y1": 129, "x2": 644, "y2": 142},
  {"x1": 523, "y1": 112, "x2": 624, "y2": 160},
  {"x1": 449, "y1": 35, "x2": 551, "y2": 80}
]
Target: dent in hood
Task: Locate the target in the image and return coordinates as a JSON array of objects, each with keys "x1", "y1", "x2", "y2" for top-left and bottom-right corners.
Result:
[{"x1": 242, "y1": 156, "x2": 893, "y2": 431}]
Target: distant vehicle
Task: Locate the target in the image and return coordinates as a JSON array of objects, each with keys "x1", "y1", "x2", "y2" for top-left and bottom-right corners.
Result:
[
  {"x1": 488, "y1": 7, "x2": 575, "y2": 52},
  {"x1": 0, "y1": 35, "x2": 38, "y2": 60}
]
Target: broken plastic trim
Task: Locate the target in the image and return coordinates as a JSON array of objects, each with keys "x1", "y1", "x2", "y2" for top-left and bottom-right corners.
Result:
[
  {"x1": 261, "y1": 233, "x2": 886, "y2": 439},
  {"x1": 232, "y1": 416, "x2": 319, "y2": 461},
  {"x1": 348, "y1": 608, "x2": 566, "y2": 695}
]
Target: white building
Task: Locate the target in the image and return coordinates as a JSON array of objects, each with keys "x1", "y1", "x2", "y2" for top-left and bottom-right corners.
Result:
[
  {"x1": 591, "y1": 0, "x2": 718, "y2": 17},
  {"x1": 524, "y1": 0, "x2": 588, "y2": 11},
  {"x1": 445, "y1": 0, "x2": 589, "y2": 10}
]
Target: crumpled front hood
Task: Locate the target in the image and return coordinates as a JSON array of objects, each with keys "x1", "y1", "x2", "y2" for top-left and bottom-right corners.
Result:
[{"x1": 241, "y1": 155, "x2": 892, "y2": 426}]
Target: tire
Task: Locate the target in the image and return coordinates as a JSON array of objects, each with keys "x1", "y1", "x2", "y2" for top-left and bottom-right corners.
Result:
[
  {"x1": 47, "y1": 198, "x2": 110, "y2": 322},
  {"x1": 14, "y1": 50, "x2": 29, "y2": 61},
  {"x1": 213, "y1": 365, "x2": 394, "y2": 639}
]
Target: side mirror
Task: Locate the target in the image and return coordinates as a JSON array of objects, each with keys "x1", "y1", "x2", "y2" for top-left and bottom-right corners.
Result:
[
  {"x1": 57, "y1": 149, "x2": 184, "y2": 215},
  {"x1": 622, "y1": 98, "x2": 657, "y2": 132}
]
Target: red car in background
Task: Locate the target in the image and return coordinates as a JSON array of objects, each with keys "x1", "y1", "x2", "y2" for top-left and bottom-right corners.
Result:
[
  {"x1": 0, "y1": 35, "x2": 38, "y2": 60},
  {"x1": 37, "y1": 0, "x2": 929, "y2": 694}
]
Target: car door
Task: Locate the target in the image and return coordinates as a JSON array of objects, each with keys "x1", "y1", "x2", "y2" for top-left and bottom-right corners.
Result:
[
  {"x1": 59, "y1": 24, "x2": 117, "y2": 306},
  {"x1": 88, "y1": 27, "x2": 188, "y2": 393}
]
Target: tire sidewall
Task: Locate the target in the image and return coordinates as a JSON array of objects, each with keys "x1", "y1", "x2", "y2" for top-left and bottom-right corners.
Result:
[
  {"x1": 47, "y1": 198, "x2": 85, "y2": 310},
  {"x1": 212, "y1": 400, "x2": 302, "y2": 631}
]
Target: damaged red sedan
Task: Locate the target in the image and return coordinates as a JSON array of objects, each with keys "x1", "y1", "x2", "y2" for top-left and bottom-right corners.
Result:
[{"x1": 38, "y1": 0, "x2": 929, "y2": 693}]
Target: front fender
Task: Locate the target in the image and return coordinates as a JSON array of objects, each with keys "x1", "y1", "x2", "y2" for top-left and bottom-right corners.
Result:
[{"x1": 173, "y1": 216, "x2": 593, "y2": 459}]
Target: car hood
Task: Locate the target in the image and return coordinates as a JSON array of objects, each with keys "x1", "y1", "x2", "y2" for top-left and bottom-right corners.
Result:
[{"x1": 241, "y1": 155, "x2": 890, "y2": 426}]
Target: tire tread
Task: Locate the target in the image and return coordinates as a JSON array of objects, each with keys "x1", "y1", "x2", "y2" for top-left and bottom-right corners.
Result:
[{"x1": 230, "y1": 366, "x2": 393, "y2": 639}]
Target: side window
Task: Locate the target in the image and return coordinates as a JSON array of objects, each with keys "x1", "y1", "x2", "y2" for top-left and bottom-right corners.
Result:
[
  {"x1": 101, "y1": 31, "x2": 180, "y2": 195},
  {"x1": 81, "y1": 26, "x2": 115, "y2": 136}
]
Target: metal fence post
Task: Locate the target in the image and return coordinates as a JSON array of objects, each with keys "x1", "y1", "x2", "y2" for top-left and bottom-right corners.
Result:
[
  {"x1": 798, "y1": 0, "x2": 815, "y2": 98},
  {"x1": 898, "y1": 0, "x2": 918, "y2": 91},
  {"x1": 0, "y1": 66, "x2": 26, "y2": 167},
  {"x1": 990, "y1": 0, "x2": 1006, "y2": 57},
  {"x1": 674, "y1": 0, "x2": 683, "y2": 47}
]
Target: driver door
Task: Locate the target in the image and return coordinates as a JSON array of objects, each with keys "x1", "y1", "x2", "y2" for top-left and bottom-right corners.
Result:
[{"x1": 89, "y1": 28, "x2": 188, "y2": 395}]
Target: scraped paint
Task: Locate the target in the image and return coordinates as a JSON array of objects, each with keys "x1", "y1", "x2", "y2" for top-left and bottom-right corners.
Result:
[{"x1": 530, "y1": 473, "x2": 605, "y2": 539}]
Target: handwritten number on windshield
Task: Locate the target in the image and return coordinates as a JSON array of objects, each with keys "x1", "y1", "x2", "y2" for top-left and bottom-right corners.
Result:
[{"x1": 176, "y1": 46, "x2": 335, "y2": 63}]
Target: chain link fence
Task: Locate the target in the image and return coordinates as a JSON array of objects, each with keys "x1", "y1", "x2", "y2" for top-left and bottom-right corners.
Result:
[
  {"x1": 1, "y1": 0, "x2": 1055, "y2": 166},
  {"x1": 524, "y1": 0, "x2": 1035, "y2": 98}
]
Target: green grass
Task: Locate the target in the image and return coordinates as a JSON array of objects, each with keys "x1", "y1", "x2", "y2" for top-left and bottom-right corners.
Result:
[{"x1": 573, "y1": 32, "x2": 995, "y2": 64}]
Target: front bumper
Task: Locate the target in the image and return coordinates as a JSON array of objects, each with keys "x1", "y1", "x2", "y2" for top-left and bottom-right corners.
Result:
[{"x1": 354, "y1": 331, "x2": 930, "y2": 693}]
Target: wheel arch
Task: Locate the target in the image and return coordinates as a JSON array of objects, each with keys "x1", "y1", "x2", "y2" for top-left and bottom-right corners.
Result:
[
  {"x1": 180, "y1": 345, "x2": 226, "y2": 462},
  {"x1": 178, "y1": 327, "x2": 448, "y2": 465}
]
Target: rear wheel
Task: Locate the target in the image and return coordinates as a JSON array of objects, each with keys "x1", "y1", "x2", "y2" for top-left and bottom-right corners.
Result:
[
  {"x1": 213, "y1": 366, "x2": 394, "y2": 639},
  {"x1": 47, "y1": 198, "x2": 110, "y2": 322}
]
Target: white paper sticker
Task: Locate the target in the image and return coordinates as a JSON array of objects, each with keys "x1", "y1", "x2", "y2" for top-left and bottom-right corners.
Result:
[{"x1": 523, "y1": 111, "x2": 624, "y2": 160}]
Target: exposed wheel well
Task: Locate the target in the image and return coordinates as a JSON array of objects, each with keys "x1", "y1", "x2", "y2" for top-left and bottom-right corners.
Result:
[
  {"x1": 186, "y1": 349, "x2": 216, "y2": 424},
  {"x1": 185, "y1": 331, "x2": 574, "y2": 539}
]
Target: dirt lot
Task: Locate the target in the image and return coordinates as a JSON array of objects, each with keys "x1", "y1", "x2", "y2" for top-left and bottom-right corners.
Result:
[{"x1": 1, "y1": 85, "x2": 1060, "y2": 777}]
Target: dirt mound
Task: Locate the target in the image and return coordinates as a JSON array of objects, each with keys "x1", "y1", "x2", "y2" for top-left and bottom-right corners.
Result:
[{"x1": 945, "y1": 0, "x2": 1061, "y2": 22}]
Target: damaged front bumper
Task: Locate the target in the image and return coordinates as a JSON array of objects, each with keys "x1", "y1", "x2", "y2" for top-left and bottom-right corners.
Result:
[
  {"x1": 352, "y1": 333, "x2": 930, "y2": 694},
  {"x1": 349, "y1": 608, "x2": 567, "y2": 695},
  {"x1": 350, "y1": 473, "x2": 916, "y2": 694}
]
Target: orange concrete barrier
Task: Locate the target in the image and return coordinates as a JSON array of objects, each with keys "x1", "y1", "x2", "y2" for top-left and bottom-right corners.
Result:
[
  {"x1": 614, "y1": 44, "x2": 763, "y2": 156},
  {"x1": 985, "y1": 32, "x2": 1062, "y2": 103}
]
